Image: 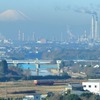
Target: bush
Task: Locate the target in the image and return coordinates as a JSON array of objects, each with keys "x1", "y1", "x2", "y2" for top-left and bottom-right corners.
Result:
[{"x1": 65, "y1": 94, "x2": 81, "y2": 100}]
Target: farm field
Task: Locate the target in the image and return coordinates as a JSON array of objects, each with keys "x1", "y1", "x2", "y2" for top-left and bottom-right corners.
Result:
[
  {"x1": 0, "y1": 81, "x2": 65, "y2": 98},
  {"x1": 0, "y1": 79, "x2": 85, "y2": 98}
]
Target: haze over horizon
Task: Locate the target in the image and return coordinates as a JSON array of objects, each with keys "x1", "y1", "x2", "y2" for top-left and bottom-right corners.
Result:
[{"x1": 0, "y1": 0, "x2": 100, "y2": 40}]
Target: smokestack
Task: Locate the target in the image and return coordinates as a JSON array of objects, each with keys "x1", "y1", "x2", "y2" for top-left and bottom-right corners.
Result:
[
  {"x1": 18, "y1": 30, "x2": 21, "y2": 41},
  {"x1": 22, "y1": 33, "x2": 25, "y2": 41},
  {"x1": 91, "y1": 15, "x2": 95, "y2": 39},
  {"x1": 60, "y1": 32, "x2": 63, "y2": 42},
  {"x1": 95, "y1": 15, "x2": 98, "y2": 40},
  {"x1": 33, "y1": 32, "x2": 35, "y2": 41}
]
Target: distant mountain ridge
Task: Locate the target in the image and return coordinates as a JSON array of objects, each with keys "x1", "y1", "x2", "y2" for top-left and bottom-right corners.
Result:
[{"x1": 0, "y1": 9, "x2": 28, "y2": 21}]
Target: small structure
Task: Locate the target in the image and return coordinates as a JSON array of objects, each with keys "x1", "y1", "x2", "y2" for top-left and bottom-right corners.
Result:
[
  {"x1": 23, "y1": 94, "x2": 41, "y2": 100},
  {"x1": 63, "y1": 83, "x2": 84, "y2": 95},
  {"x1": 65, "y1": 83, "x2": 83, "y2": 91},
  {"x1": 65, "y1": 84, "x2": 72, "y2": 91},
  {"x1": 82, "y1": 79, "x2": 100, "y2": 95}
]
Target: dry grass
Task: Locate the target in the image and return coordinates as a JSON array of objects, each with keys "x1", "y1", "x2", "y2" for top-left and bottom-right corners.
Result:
[
  {"x1": 0, "y1": 79, "x2": 86, "y2": 98},
  {"x1": 0, "y1": 80, "x2": 65, "y2": 98}
]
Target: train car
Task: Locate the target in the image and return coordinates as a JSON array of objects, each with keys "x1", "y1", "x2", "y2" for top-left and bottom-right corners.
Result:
[{"x1": 33, "y1": 80, "x2": 54, "y2": 85}]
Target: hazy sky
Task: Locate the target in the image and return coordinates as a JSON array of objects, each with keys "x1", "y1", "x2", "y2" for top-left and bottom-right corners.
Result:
[{"x1": 0, "y1": 0, "x2": 100, "y2": 40}]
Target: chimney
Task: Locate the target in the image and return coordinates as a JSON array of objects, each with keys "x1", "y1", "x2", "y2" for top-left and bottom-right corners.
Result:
[
  {"x1": 95, "y1": 15, "x2": 98, "y2": 40},
  {"x1": 91, "y1": 15, "x2": 95, "y2": 39},
  {"x1": 22, "y1": 33, "x2": 25, "y2": 41},
  {"x1": 18, "y1": 30, "x2": 21, "y2": 41}
]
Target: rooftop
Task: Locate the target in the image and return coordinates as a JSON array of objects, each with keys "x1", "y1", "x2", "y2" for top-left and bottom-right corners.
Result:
[{"x1": 88, "y1": 79, "x2": 100, "y2": 82}]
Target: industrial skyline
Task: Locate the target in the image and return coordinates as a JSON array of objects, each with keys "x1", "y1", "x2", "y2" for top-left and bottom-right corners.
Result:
[
  {"x1": 15, "y1": 13, "x2": 100, "y2": 43},
  {"x1": 0, "y1": 0, "x2": 100, "y2": 42}
]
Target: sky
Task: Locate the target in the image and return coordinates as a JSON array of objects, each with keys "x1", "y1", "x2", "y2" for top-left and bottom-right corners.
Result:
[{"x1": 0, "y1": 0, "x2": 100, "y2": 40}]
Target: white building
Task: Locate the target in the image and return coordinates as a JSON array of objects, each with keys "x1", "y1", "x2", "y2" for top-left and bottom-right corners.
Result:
[
  {"x1": 23, "y1": 94, "x2": 47, "y2": 100},
  {"x1": 82, "y1": 79, "x2": 100, "y2": 95},
  {"x1": 23, "y1": 94, "x2": 41, "y2": 100}
]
